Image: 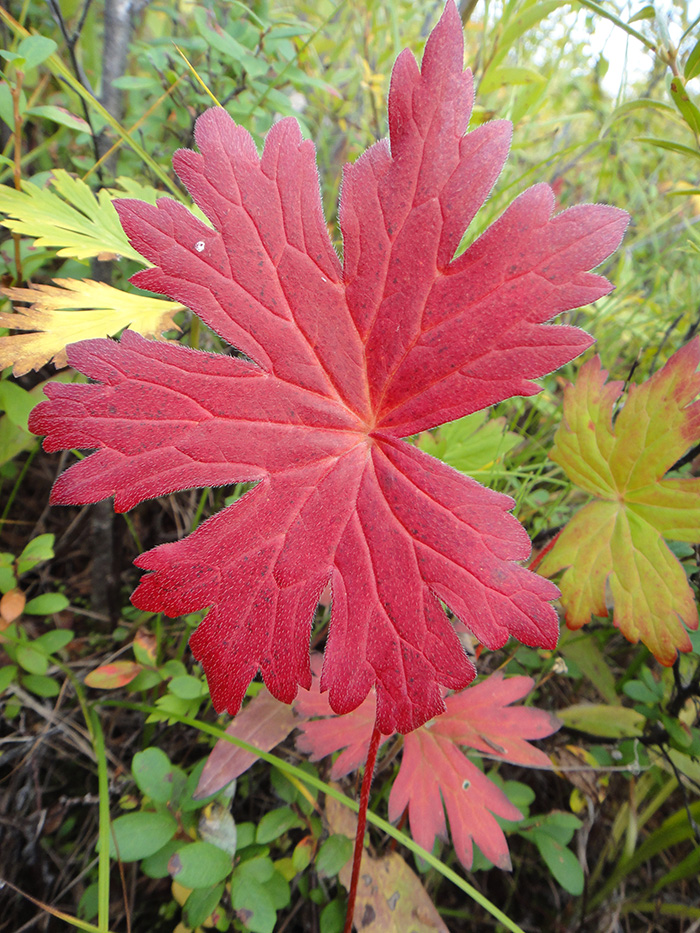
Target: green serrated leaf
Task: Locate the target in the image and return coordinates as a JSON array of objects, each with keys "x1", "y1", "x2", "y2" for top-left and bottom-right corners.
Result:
[
  {"x1": 0, "y1": 171, "x2": 147, "y2": 262},
  {"x1": 539, "y1": 345, "x2": 700, "y2": 664}
]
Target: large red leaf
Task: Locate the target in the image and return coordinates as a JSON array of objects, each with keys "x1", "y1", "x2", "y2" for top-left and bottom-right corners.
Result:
[
  {"x1": 295, "y1": 668, "x2": 559, "y2": 869},
  {"x1": 30, "y1": 1, "x2": 627, "y2": 734}
]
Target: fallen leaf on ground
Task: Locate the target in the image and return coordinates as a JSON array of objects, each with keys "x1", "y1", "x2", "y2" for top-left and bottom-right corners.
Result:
[{"x1": 326, "y1": 793, "x2": 449, "y2": 933}]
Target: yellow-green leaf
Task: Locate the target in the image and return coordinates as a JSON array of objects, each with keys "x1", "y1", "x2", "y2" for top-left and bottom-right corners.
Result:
[
  {"x1": 557, "y1": 703, "x2": 645, "y2": 738},
  {"x1": 416, "y1": 411, "x2": 520, "y2": 479},
  {"x1": 0, "y1": 170, "x2": 147, "y2": 262},
  {"x1": 0, "y1": 278, "x2": 182, "y2": 375},
  {"x1": 539, "y1": 341, "x2": 700, "y2": 665}
]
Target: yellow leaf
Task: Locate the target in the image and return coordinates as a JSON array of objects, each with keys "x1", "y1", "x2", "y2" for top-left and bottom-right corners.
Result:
[{"x1": 0, "y1": 278, "x2": 182, "y2": 375}]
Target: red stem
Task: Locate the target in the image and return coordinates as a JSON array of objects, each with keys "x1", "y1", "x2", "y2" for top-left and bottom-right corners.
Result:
[{"x1": 342, "y1": 722, "x2": 382, "y2": 933}]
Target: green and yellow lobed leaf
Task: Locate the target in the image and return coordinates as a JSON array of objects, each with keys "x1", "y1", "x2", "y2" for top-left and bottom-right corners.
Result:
[{"x1": 539, "y1": 340, "x2": 700, "y2": 664}]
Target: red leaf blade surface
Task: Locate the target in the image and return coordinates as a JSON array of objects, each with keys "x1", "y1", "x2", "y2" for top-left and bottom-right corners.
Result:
[
  {"x1": 295, "y1": 668, "x2": 559, "y2": 868},
  {"x1": 30, "y1": 1, "x2": 627, "y2": 734}
]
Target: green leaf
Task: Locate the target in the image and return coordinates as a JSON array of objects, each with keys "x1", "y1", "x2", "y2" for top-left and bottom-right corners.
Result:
[
  {"x1": 132, "y1": 747, "x2": 183, "y2": 804},
  {"x1": 16, "y1": 36, "x2": 57, "y2": 71},
  {"x1": 604, "y1": 97, "x2": 676, "y2": 132},
  {"x1": 184, "y1": 883, "x2": 225, "y2": 928},
  {"x1": 668, "y1": 76, "x2": 700, "y2": 135},
  {"x1": 529, "y1": 830, "x2": 584, "y2": 895},
  {"x1": 235, "y1": 856, "x2": 275, "y2": 884},
  {"x1": 628, "y1": 5, "x2": 655, "y2": 22},
  {"x1": 77, "y1": 882, "x2": 99, "y2": 922},
  {"x1": 0, "y1": 381, "x2": 36, "y2": 429},
  {"x1": 0, "y1": 664, "x2": 17, "y2": 692},
  {"x1": 623, "y1": 680, "x2": 661, "y2": 704},
  {"x1": 636, "y1": 137, "x2": 700, "y2": 161},
  {"x1": 235, "y1": 822, "x2": 256, "y2": 851},
  {"x1": 17, "y1": 533, "x2": 55, "y2": 574},
  {"x1": 520, "y1": 811, "x2": 582, "y2": 846},
  {"x1": 193, "y1": 10, "x2": 268, "y2": 78},
  {"x1": 416, "y1": 411, "x2": 520, "y2": 478},
  {"x1": 24, "y1": 592, "x2": 69, "y2": 615},
  {"x1": 0, "y1": 171, "x2": 147, "y2": 262},
  {"x1": 557, "y1": 703, "x2": 645, "y2": 738},
  {"x1": 33, "y1": 629, "x2": 73, "y2": 654},
  {"x1": 684, "y1": 36, "x2": 700, "y2": 80},
  {"x1": 316, "y1": 834, "x2": 353, "y2": 878},
  {"x1": 489, "y1": 2, "x2": 562, "y2": 70},
  {"x1": 108, "y1": 811, "x2": 177, "y2": 861},
  {"x1": 25, "y1": 105, "x2": 92, "y2": 134},
  {"x1": 263, "y1": 869, "x2": 290, "y2": 910},
  {"x1": 320, "y1": 898, "x2": 346, "y2": 933},
  {"x1": 256, "y1": 806, "x2": 303, "y2": 845},
  {"x1": 169, "y1": 674, "x2": 205, "y2": 699},
  {"x1": 141, "y1": 839, "x2": 184, "y2": 879},
  {"x1": 16, "y1": 644, "x2": 49, "y2": 675},
  {"x1": 230, "y1": 876, "x2": 277, "y2": 933},
  {"x1": 168, "y1": 841, "x2": 233, "y2": 888},
  {"x1": 558, "y1": 630, "x2": 618, "y2": 704},
  {"x1": 20, "y1": 673, "x2": 60, "y2": 697}
]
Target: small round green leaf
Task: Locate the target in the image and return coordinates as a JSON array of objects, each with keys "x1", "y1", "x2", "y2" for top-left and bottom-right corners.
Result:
[
  {"x1": 256, "y1": 806, "x2": 302, "y2": 845},
  {"x1": 316, "y1": 834, "x2": 353, "y2": 878},
  {"x1": 108, "y1": 811, "x2": 177, "y2": 862},
  {"x1": 169, "y1": 674, "x2": 205, "y2": 699},
  {"x1": 230, "y1": 876, "x2": 276, "y2": 933},
  {"x1": 168, "y1": 841, "x2": 233, "y2": 888},
  {"x1": 184, "y1": 883, "x2": 225, "y2": 929},
  {"x1": 132, "y1": 747, "x2": 181, "y2": 804}
]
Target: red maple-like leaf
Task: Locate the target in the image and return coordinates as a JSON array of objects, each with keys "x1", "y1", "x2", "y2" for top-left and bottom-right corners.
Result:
[
  {"x1": 295, "y1": 667, "x2": 559, "y2": 869},
  {"x1": 29, "y1": 1, "x2": 627, "y2": 734}
]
